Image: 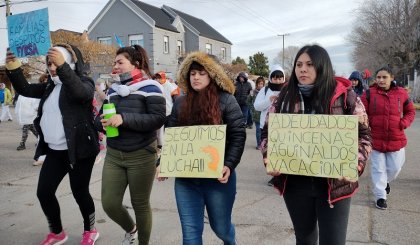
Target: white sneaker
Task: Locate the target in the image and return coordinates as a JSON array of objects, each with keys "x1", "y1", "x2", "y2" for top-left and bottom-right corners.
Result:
[{"x1": 122, "y1": 229, "x2": 138, "y2": 245}]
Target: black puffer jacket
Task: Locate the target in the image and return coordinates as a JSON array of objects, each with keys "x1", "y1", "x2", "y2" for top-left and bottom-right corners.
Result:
[
  {"x1": 94, "y1": 83, "x2": 166, "y2": 152},
  {"x1": 173, "y1": 51, "x2": 246, "y2": 170},
  {"x1": 168, "y1": 92, "x2": 245, "y2": 170},
  {"x1": 234, "y1": 80, "x2": 252, "y2": 106},
  {"x1": 6, "y1": 45, "x2": 99, "y2": 167}
]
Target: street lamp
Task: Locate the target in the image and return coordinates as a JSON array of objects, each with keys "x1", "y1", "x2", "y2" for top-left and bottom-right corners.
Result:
[{"x1": 277, "y1": 33, "x2": 290, "y2": 68}]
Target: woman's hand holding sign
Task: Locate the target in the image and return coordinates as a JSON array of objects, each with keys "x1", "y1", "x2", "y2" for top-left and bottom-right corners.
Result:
[{"x1": 217, "y1": 166, "x2": 231, "y2": 184}]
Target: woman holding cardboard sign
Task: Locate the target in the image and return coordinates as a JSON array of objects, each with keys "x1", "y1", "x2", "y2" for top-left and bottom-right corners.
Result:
[
  {"x1": 160, "y1": 51, "x2": 246, "y2": 245},
  {"x1": 260, "y1": 45, "x2": 372, "y2": 245},
  {"x1": 94, "y1": 45, "x2": 166, "y2": 245}
]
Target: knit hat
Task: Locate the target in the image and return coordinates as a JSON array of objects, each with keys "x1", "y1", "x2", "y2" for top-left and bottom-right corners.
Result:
[
  {"x1": 54, "y1": 46, "x2": 76, "y2": 70},
  {"x1": 348, "y1": 71, "x2": 362, "y2": 83}
]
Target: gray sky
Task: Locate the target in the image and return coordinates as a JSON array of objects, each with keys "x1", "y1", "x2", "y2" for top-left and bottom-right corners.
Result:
[{"x1": 0, "y1": 0, "x2": 362, "y2": 76}]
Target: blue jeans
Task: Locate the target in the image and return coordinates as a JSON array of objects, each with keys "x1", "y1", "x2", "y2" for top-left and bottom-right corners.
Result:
[
  {"x1": 246, "y1": 109, "x2": 253, "y2": 126},
  {"x1": 175, "y1": 171, "x2": 237, "y2": 245},
  {"x1": 255, "y1": 122, "x2": 261, "y2": 147},
  {"x1": 240, "y1": 105, "x2": 249, "y2": 125}
]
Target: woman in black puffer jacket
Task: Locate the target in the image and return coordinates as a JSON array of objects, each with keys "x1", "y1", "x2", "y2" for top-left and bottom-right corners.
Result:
[
  {"x1": 95, "y1": 45, "x2": 166, "y2": 245},
  {"x1": 159, "y1": 51, "x2": 246, "y2": 245}
]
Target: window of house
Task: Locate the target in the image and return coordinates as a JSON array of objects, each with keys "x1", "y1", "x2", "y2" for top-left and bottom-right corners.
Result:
[
  {"x1": 205, "y1": 43, "x2": 212, "y2": 54},
  {"x1": 129, "y1": 34, "x2": 144, "y2": 47},
  {"x1": 221, "y1": 47, "x2": 226, "y2": 60},
  {"x1": 177, "y1": 40, "x2": 183, "y2": 55},
  {"x1": 164, "y1": 36, "x2": 169, "y2": 54},
  {"x1": 98, "y1": 37, "x2": 111, "y2": 45}
]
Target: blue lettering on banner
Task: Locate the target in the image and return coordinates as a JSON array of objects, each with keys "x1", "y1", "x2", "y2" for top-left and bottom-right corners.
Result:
[{"x1": 7, "y1": 8, "x2": 51, "y2": 58}]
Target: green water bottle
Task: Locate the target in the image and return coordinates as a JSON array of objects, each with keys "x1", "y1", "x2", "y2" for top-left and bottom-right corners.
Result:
[{"x1": 103, "y1": 103, "x2": 119, "y2": 138}]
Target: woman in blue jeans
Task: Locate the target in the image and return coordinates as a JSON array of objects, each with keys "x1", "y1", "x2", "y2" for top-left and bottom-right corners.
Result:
[{"x1": 158, "y1": 51, "x2": 246, "y2": 245}]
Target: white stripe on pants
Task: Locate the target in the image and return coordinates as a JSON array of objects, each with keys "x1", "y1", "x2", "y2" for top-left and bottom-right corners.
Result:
[{"x1": 371, "y1": 149, "x2": 405, "y2": 200}]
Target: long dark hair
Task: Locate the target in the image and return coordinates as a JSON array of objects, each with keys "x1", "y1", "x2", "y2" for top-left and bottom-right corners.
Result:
[
  {"x1": 277, "y1": 44, "x2": 336, "y2": 114},
  {"x1": 178, "y1": 62, "x2": 222, "y2": 125},
  {"x1": 116, "y1": 45, "x2": 152, "y2": 77}
]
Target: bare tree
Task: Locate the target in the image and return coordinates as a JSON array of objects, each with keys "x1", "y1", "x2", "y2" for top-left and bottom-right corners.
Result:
[
  {"x1": 51, "y1": 30, "x2": 116, "y2": 73},
  {"x1": 349, "y1": 0, "x2": 417, "y2": 85},
  {"x1": 221, "y1": 63, "x2": 248, "y2": 80},
  {"x1": 273, "y1": 45, "x2": 300, "y2": 77}
]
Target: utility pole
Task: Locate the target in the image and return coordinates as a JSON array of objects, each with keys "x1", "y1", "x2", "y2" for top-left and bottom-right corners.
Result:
[
  {"x1": 6, "y1": 0, "x2": 11, "y2": 16},
  {"x1": 277, "y1": 33, "x2": 290, "y2": 68}
]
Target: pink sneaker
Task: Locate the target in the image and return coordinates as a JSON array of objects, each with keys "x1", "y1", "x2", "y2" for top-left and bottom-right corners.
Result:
[
  {"x1": 80, "y1": 228, "x2": 99, "y2": 245},
  {"x1": 40, "y1": 231, "x2": 68, "y2": 245}
]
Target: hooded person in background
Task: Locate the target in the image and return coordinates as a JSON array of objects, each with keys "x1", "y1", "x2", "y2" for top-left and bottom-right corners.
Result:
[
  {"x1": 6, "y1": 44, "x2": 100, "y2": 245},
  {"x1": 0, "y1": 82, "x2": 13, "y2": 122},
  {"x1": 361, "y1": 68, "x2": 372, "y2": 89},
  {"x1": 253, "y1": 65, "x2": 286, "y2": 186},
  {"x1": 234, "y1": 71, "x2": 253, "y2": 126},
  {"x1": 349, "y1": 71, "x2": 364, "y2": 96}
]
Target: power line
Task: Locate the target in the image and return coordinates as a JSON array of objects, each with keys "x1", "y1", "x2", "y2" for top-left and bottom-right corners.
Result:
[
  {"x1": 228, "y1": 0, "x2": 280, "y2": 35},
  {"x1": 232, "y1": 0, "x2": 285, "y2": 34},
  {"x1": 0, "y1": 0, "x2": 46, "y2": 8}
]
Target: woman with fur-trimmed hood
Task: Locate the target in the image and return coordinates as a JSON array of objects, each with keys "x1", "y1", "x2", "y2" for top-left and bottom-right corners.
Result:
[
  {"x1": 159, "y1": 51, "x2": 246, "y2": 244},
  {"x1": 6, "y1": 44, "x2": 100, "y2": 244}
]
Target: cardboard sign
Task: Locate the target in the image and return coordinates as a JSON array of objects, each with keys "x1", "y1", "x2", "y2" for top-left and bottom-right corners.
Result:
[
  {"x1": 7, "y1": 8, "x2": 51, "y2": 58},
  {"x1": 158, "y1": 125, "x2": 226, "y2": 178},
  {"x1": 267, "y1": 114, "x2": 359, "y2": 180}
]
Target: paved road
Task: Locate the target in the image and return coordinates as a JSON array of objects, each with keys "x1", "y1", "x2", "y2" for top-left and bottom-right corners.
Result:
[{"x1": 1, "y1": 107, "x2": 419, "y2": 245}]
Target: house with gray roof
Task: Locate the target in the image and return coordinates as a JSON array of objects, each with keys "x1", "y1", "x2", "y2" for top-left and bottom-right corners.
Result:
[{"x1": 87, "y1": 0, "x2": 232, "y2": 80}]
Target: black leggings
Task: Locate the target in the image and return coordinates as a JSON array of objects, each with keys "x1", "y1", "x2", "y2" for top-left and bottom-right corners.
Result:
[
  {"x1": 283, "y1": 176, "x2": 351, "y2": 245},
  {"x1": 36, "y1": 148, "x2": 96, "y2": 234}
]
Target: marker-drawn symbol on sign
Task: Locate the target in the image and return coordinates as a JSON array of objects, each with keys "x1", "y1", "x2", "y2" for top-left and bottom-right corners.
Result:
[{"x1": 201, "y1": 145, "x2": 220, "y2": 171}]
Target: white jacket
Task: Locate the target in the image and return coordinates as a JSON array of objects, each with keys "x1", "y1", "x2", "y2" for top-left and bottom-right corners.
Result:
[
  {"x1": 253, "y1": 65, "x2": 284, "y2": 128},
  {"x1": 15, "y1": 95, "x2": 40, "y2": 125}
]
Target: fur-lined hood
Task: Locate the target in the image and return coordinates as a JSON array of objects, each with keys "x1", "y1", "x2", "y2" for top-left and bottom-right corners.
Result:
[{"x1": 177, "y1": 51, "x2": 235, "y2": 94}]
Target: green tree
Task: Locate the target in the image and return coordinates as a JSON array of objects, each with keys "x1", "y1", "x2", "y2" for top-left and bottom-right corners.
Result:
[
  {"x1": 232, "y1": 56, "x2": 247, "y2": 66},
  {"x1": 248, "y1": 52, "x2": 269, "y2": 77}
]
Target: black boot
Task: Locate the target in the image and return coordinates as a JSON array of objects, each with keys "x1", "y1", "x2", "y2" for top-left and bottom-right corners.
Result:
[
  {"x1": 17, "y1": 142, "x2": 26, "y2": 151},
  {"x1": 385, "y1": 183, "x2": 390, "y2": 195}
]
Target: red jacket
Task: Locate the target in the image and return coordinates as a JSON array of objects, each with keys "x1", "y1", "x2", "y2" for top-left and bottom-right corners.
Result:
[
  {"x1": 260, "y1": 77, "x2": 372, "y2": 205},
  {"x1": 361, "y1": 84, "x2": 415, "y2": 152}
]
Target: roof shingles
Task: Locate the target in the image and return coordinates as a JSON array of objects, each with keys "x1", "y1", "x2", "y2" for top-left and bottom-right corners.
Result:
[{"x1": 129, "y1": 0, "x2": 231, "y2": 44}]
